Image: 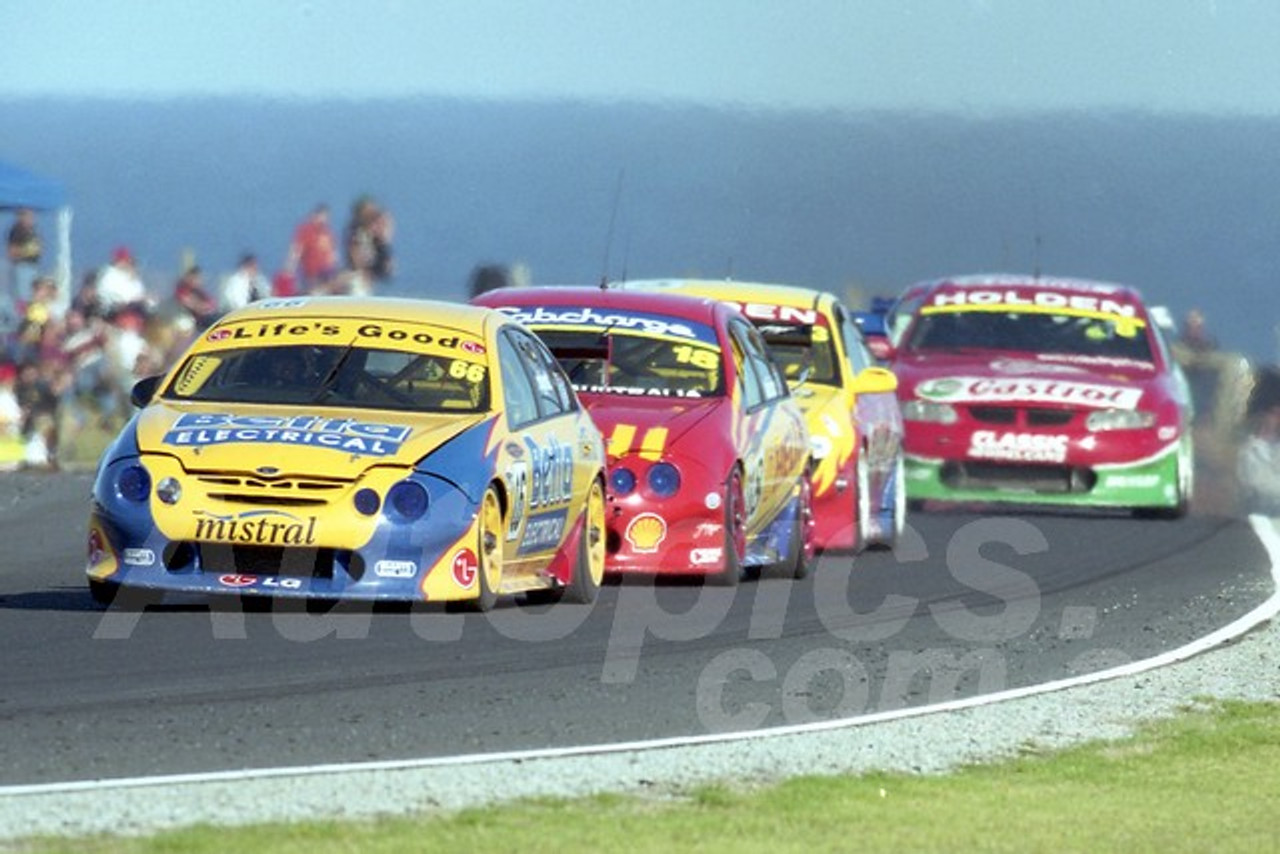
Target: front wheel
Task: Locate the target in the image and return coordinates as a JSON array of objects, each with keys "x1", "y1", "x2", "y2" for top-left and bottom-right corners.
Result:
[
  {"x1": 470, "y1": 486, "x2": 505, "y2": 611},
  {"x1": 563, "y1": 479, "x2": 606, "y2": 604},
  {"x1": 776, "y1": 473, "x2": 814, "y2": 579},
  {"x1": 708, "y1": 468, "x2": 745, "y2": 586}
]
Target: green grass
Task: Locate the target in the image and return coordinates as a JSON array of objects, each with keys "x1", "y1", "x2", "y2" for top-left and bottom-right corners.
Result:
[{"x1": 14, "y1": 699, "x2": 1280, "y2": 853}]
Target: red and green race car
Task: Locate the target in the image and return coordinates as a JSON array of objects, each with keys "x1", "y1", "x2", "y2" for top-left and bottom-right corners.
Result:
[{"x1": 883, "y1": 274, "x2": 1195, "y2": 516}]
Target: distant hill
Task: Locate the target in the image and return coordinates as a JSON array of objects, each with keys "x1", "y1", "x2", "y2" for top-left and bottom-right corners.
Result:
[{"x1": 4, "y1": 97, "x2": 1278, "y2": 360}]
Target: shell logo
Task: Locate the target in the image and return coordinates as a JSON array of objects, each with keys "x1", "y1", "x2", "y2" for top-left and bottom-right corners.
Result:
[{"x1": 625, "y1": 513, "x2": 668, "y2": 553}]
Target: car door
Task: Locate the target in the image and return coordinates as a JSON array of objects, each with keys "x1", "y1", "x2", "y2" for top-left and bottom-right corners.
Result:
[
  {"x1": 497, "y1": 326, "x2": 591, "y2": 574},
  {"x1": 727, "y1": 318, "x2": 809, "y2": 536}
]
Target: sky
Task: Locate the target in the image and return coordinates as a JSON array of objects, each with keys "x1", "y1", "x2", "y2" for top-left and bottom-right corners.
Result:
[{"x1": 6, "y1": 0, "x2": 1280, "y2": 114}]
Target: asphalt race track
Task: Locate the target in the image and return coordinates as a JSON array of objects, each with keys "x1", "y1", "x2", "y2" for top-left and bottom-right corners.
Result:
[{"x1": 0, "y1": 471, "x2": 1272, "y2": 787}]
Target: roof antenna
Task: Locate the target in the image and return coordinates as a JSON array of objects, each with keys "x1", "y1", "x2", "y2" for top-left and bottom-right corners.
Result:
[
  {"x1": 1031, "y1": 194, "x2": 1042, "y2": 281},
  {"x1": 600, "y1": 167, "x2": 625, "y2": 288}
]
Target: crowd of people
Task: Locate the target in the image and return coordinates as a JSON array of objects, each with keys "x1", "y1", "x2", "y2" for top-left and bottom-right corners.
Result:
[{"x1": 0, "y1": 196, "x2": 395, "y2": 471}]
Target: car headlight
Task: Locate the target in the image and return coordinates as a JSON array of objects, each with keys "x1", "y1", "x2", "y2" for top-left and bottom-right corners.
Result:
[
  {"x1": 386, "y1": 480, "x2": 429, "y2": 521},
  {"x1": 116, "y1": 464, "x2": 151, "y2": 503},
  {"x1": 647, "y1": 462, "x2": 681, "y2": 498},
  {"x1": 1086, "y1": 409, "x2": 1157, "y2": 432},
  {"x1": 353, "y1": 487, "x2": 381, "y2": 516},
  {"x1": 610, "y1": 467, "x2": 637, "y2": 496},
  {"x1": 901, "y1": 400, "x2": 958, "y2": 424}
]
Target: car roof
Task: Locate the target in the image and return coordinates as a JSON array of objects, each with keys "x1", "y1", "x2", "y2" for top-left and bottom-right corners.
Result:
[
  {"x1": 472, "y1": 284, "x2": 730, "y2": 325},
  {"x1": 613, "y1": 278, "x2": 837, "y2": 311},
  {"x1": 219, "y1": 295, "x2": 502, "y2": 332}
]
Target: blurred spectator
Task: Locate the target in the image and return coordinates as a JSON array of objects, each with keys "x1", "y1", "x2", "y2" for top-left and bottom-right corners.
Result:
[
  {"x1": 60, "y1": 307, "x2": 113, "y2": 421},
  {"x1": 1238, "y1": 400, "x2": 1280, "y2": 516},
  {"x1": 173, "y1": 265, "x2": 218, "y2": 331},
  {"x1": 15, "y1": 360, "x2": 60, "y2": 470},
  {"x1": 70, "y1": 270, "x2": 104, "y2": 322},
  {"x1": 272, "y1": 269, "x2": 298, "y2": 298},
  {"x1": 1177, "y1": 308, "x2": 1218, "y2": 353},
  {"x1": 6, "y1": 207, "x2": 42, "y2": 312},
  {"x1": 344, "y1": 196, "x2": 394, "y2": 287},
  {"x1": 286, "y1": 203, "x2": 339, "y2": 292},
  {"x1": 96, "y1": 246, "x2": 151, "y2": 316},
  {"x1": 13, "y1": 276, "x2": 60, "y2": 364},
  {"x1": 220, "y1": 252, "x2": 270, "y2": 311}
]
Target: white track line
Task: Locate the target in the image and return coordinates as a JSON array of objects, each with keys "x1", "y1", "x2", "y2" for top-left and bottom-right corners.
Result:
[{"x1": 4, "y1": 514, "x2": 1277, "y2": 799}]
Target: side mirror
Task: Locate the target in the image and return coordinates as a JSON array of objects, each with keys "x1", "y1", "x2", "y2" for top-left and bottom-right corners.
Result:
[
  {"x1": 864, "y1": 334, "x2": 894, "y2": 362},
  {"x1": 850, "y1": 366, "x2": 898, "y2": 395},
  {"x1": 130, "y1": 375, "x2": 163, "y2": 409}
]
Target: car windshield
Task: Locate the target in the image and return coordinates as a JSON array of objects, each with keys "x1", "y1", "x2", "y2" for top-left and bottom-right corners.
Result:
[
  {"x1": 532, "y1": 328, "x2": 723, "y2": 397},
  {"x1": 903, "y1": 309, "x2": 1154, "y2": 363},
  {"x1": 162, "y1": 344, "x2": 490, "y2": 412},
  {"x1": 750, "y1": 321, "x2": 838, "y2": 385}
]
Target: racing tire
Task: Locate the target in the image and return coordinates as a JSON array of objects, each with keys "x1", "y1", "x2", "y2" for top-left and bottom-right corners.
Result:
[
  {"x1": 876, "y1": 455, "x2": 907, "y2": 550},
  {"x1": 563, "y1": 478, "x2": 606, "y2": 604},
  {"x1": 852, "y1": 451, "x2": 872, "y2": 553},
  {"x1": 709, "y1": 467, "x2": 745, "y2": 587},
  {"x1": 775, "y1": 473, "x2": 814, "y2": 579},
  {"x1": 470, "y1": 486, "x2": 505, "y2": 611}
]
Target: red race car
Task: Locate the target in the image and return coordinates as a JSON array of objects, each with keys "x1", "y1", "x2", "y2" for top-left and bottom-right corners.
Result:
[
  {"x1": 474, "y1": 287, "x2": 814, "y2": 583},
  {"x1": 884, "y1": 274, "x2": 1195, "y2": 516}
]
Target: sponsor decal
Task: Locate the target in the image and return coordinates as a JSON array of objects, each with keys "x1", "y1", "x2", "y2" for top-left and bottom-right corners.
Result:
[
  {"x1": 694, "y1": 521, "x2": 723, "y2": 538},
  {"x1": 122, "y1": 548, "x2": 156, "y2": 566},
  {"x1": 505, "y1": 459, "x2": 530, "y2": 542},
  {"x1": 204, "y1": 319, "x2": 484, "y2": 354},
  {"x1": 501, "y1": 305, "x2": 712, "y2": 342},
  {"x1": 916, "y1": 377, "x2": 1142, "y2": 409},
  {"x1": 1102, "y1": 473, "x2": 1161, "y2": 489},
  {"x1": 451, "y1": 548, "x2": 479, "y2": 588},
  {"x1": 969, "y1": 431, "x2": 1069, "y2": 463},
  {"x1": 194, "y1": 509, "x2": 319, "y2": 546},
  {"x1": 690, "y1": 546, "x2": 724, "y2": 566},
  {"x1": 164, "y1": 413, "x2": 412, "y2": 457},
  {"x1": 625, "y1": 512, "x2": 668, "y2": 553},
  {"x1": 607, "y1": 424, "x2": 668, "y2": 461},
  {"x1": 207, "y1": 320, "x2": 343, "y2": 343},
  {"x1": 724, "y1": 302, "x2": 820, "y2": 326},
  {"x1": 374, "y1": 560, "x2": 417, "y2": 578},
  {"x1": 87, "y1": 529, "x2": 106, "y2": 565},
  {"x1": 990, "y1": 359, "x2": 1082, "y2": 375},
  {"x1": 528, "y1": 435, "x2": 575, "y2": 508},
  {"x1": 519, "y1": 508, "x2": 568, "y2": 554},
  {"x1": 927, "y1": 289, "x2": 1138, "y2": 317},
  {"x1": 505, "y1": 435, "x2": 575, "y2": 543},
  {"x1": 577, "y1": 384, "x2": 704, "y2": 398},
  {"x1": 218, "y1": 574, "x2": 258, "y2": 588}
]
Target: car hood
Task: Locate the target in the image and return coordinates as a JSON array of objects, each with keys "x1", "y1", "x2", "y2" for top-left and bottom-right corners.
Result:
[
  {"x1": 135, "y1": 401, "x2": 488, "y2": 477},
  {"x1": 892, "y1": 353, "x2": 1158, "y2": 410},
  {"x1": 578, "y1": 394, "x2": 724, "y2": 457}
]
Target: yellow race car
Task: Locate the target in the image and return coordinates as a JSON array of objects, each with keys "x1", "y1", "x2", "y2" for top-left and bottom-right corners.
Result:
[
  {"x1": 87, "y1": 297, "x2": 606, "y2": 609},
  {"x1": 618, "y1": 280, "x2": 905, "y2": 551}
]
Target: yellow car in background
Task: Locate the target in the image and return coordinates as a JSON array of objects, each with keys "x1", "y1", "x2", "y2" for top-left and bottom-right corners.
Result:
[
  {"x1": 620, "y1": 280, "x2": 905, "y2": 551},
  {"x1": 87, "y1": 297, "x2": 606, "y2": 609}
]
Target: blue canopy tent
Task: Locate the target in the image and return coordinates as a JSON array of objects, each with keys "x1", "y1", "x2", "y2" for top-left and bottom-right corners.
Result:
[{"x1": 0, "y1": 158, "x2": 72, "y2": 301}]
